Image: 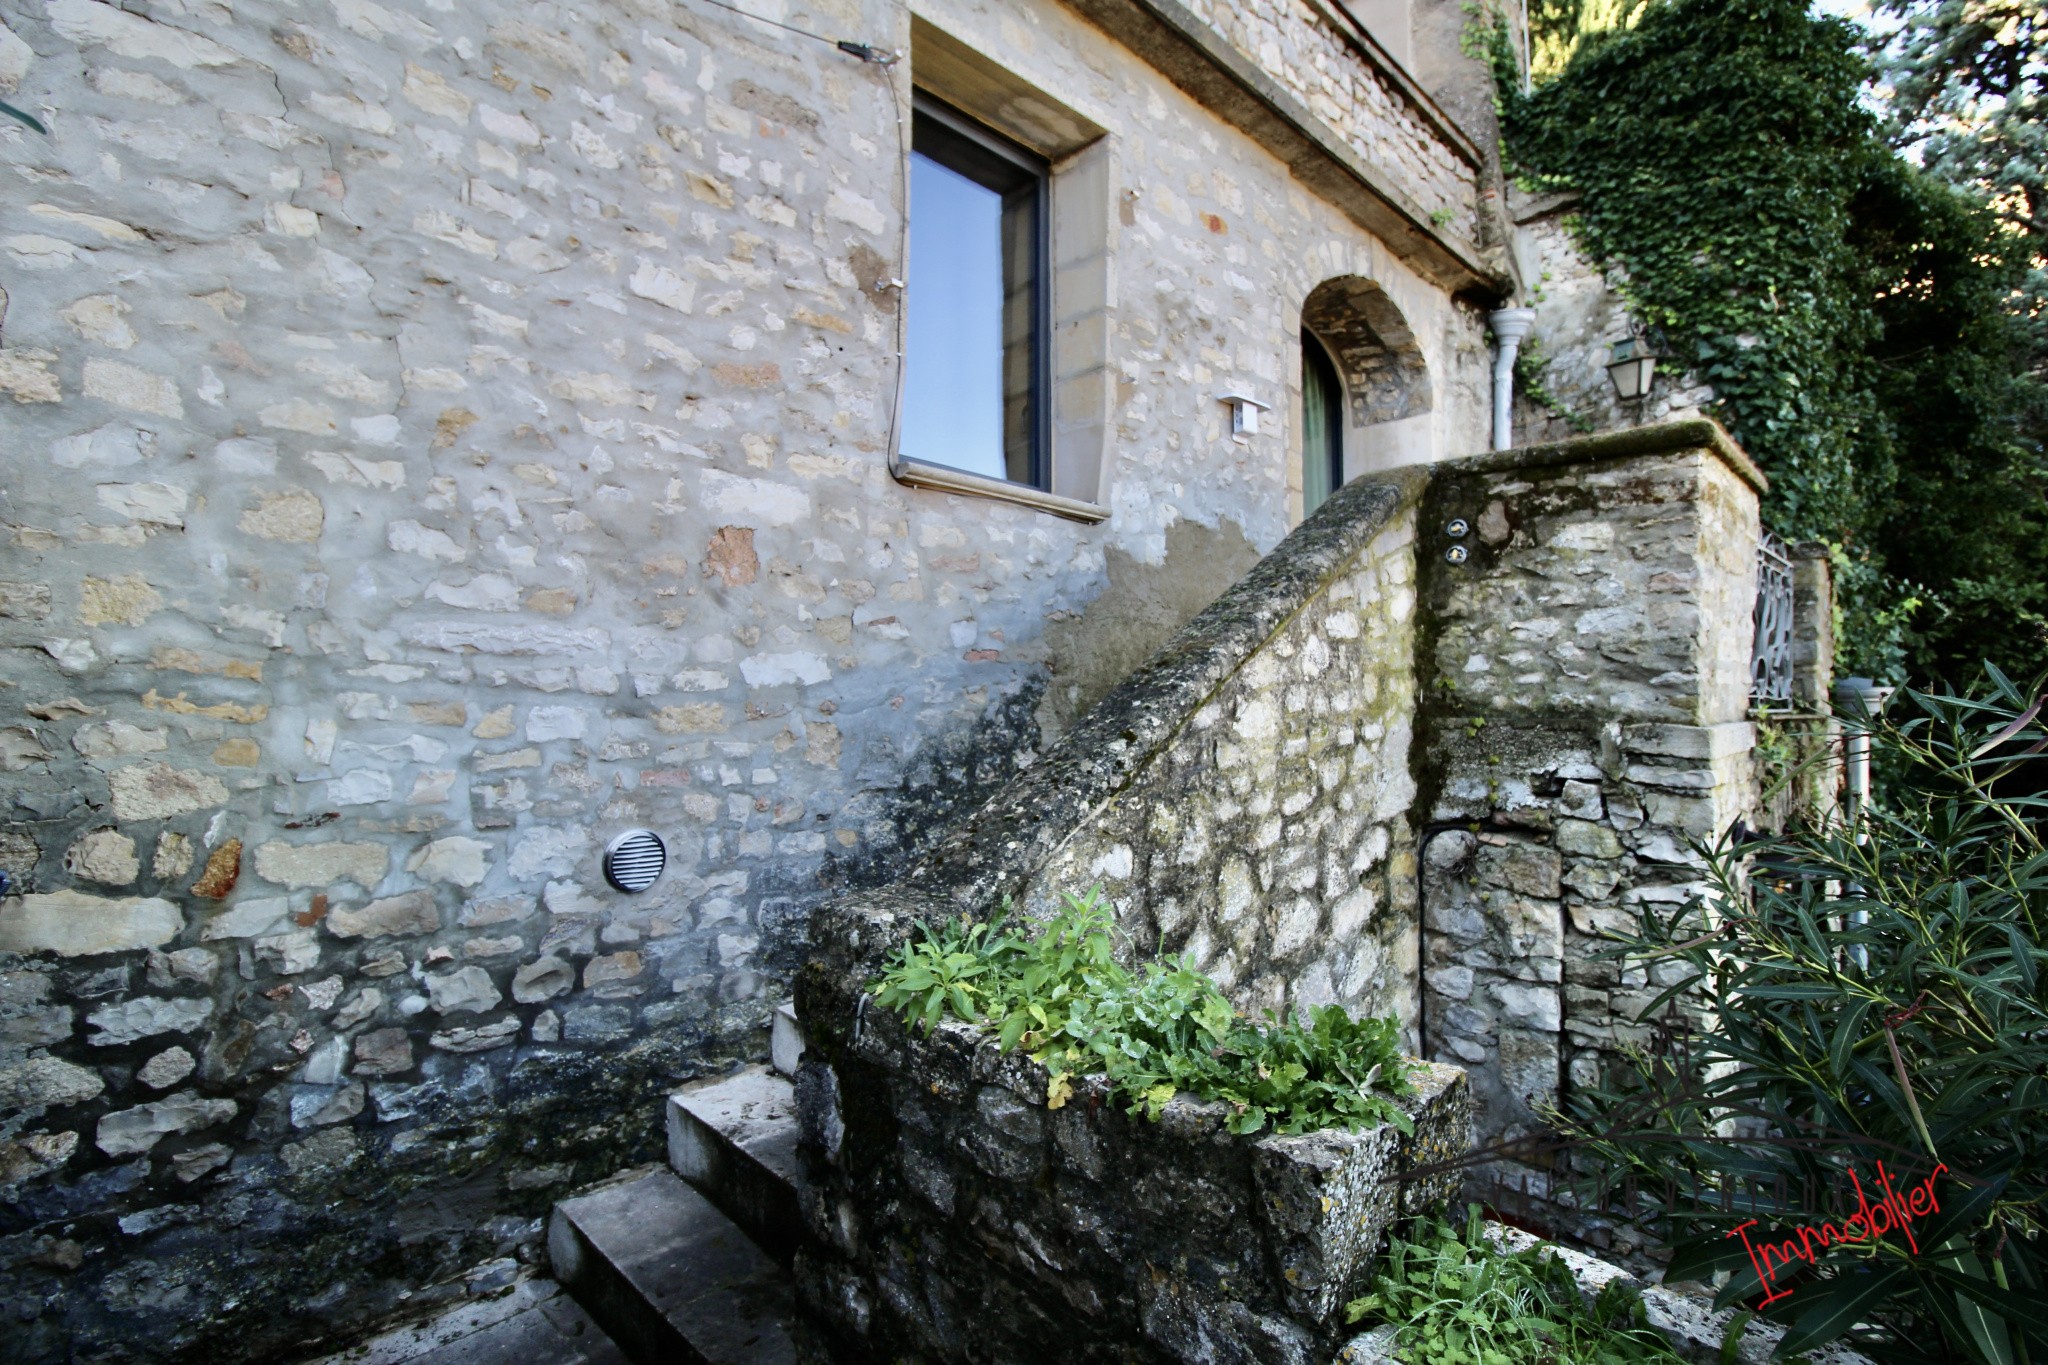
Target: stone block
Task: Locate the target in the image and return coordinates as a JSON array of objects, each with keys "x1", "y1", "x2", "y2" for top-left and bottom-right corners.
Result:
[
  {"x1": 1480, "y1": 841, "x2": 1562, "y2": 899},
  {"x1": 406, "y1": 836, "x2": 491, "y2": 887},
  {"x1": 353, "y1": 1028, "x2": 413, "y2": 1077},
  {"x1": 1252, "y1": 1122, "x2": 1401, "y2": 1321},
  {"x1": 1620, "y1": 722, "x2": 1753, "y2": 762},
  {"x1": 512, "y1": 956, "x2": 575, "y2": 1003},
  {"x1": 0, "y1": 1056, "x2": 104, "y2": 1110},
  {"x1": 86, "y1": 995, "x2": 213, "y2": 1044},
  {"x1": 430, "y1": 1017, "x2": 521, "y2": 1052},
  {"x1": 253, "y1": 841, "x2": 389, "y2": 890},
  {"x1": 64, "y1": 829, "x2": 138, "y2": 885},
  {"x1": 96, "y1": 1091, "x2": 237, "y2": 1157},
  {"x1": 426, "y1": 966, "x2": 501, "y2": 1015},
  {"x1": 327, "y1": 890, "x2": 440, "y2": 938},
  {"x1": 0, "y1": 891, "x2": 181, "y2": 957},
  {"x1": 136, "y1": 1047, "x2": 195, "y2": 1089},
  {"x1": 1554, "y1": 818, "x2": 1622, "y2": 859},
  {"x1": 253, "y1": 930, "x2": 321, "y2": 975},
  {"x1": 1557, "y1": 780, "x2": 1605, "y2": 819},
  {"x1": 107, "y1": 763, "x2": 228, "y2": 820}
]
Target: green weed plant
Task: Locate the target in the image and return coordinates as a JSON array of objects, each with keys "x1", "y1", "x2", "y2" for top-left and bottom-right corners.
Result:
[
  {"x1": 1346, "y1": 1207, "x2": 1687, "y2": 1365},
  {"x1": 870, "y1": 887, "x2": 1415, "y2": 1136}
]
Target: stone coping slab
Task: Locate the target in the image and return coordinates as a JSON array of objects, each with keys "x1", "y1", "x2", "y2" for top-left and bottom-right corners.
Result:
[{"x1": 1452, "y1": 415, "x2": 1769, "y2": 495}]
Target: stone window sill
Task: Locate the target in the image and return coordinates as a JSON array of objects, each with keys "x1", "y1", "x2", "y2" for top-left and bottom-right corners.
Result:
[{"x1": 890, "y1": 456, "x2": 1108, "y2": 523}]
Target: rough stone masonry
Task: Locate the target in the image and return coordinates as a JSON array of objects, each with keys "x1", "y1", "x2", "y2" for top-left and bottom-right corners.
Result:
[
  {"x1": 0, "y1": 0, "x2": 1520, "y2": 1358},
  {"x1": 789, "y1": 419, "x2": 1787, "y2": 1361}
]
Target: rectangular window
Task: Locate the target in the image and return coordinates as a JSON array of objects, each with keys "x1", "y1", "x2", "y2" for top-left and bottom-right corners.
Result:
[{"x1": 900, "y1": 95, "x2": 1049, "y2": 488}]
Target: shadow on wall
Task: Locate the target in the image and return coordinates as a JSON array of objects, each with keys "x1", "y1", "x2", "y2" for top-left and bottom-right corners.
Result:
[
  {"x1": 1303, "y1": 275, "x2": 1432, "y2": 430},
  {"x1": 1302, "y1": 275, "x2": 1435, "y2": 480},
  {"x1": 1034, "y1": 518, "x2": 1263, "y2": 741}
]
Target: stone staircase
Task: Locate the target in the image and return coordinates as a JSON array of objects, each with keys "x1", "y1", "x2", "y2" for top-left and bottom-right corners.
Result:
[{"x1": 547, "y1": 1004, "x2": 808, "y2": 1365}]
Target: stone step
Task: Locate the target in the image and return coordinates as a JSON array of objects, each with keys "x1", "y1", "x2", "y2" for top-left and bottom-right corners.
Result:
[
  {"x1": 299, "y1": 1270, "x2": 627, "y2": 1365},
  {"x1": 666, "y1": 1064, "x2": 802, "y2": 1264},
  {"x1": 548, "y1": 1169, "x2": 798, "y2": 1365}
]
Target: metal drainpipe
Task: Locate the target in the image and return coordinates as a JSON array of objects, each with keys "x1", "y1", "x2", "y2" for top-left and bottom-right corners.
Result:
[
  {"x1": 1834, "y1": 676, "x2": 1894, "y2": 829},
  {"x1": 1488, "y1": 309, "x2": 1537, "y2": 452}
]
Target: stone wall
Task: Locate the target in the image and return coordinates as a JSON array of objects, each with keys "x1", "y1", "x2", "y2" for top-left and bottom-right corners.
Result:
[
  {"x1": 793, "y1": 978, "x2": 1471, "y2": 1365},
  {"x1": 791, "y1": 473, "x2": 1469, "y2": 1362},
  {"x1": 1507, "y1": 195, "x2": 1715, "y2": 444},
  {"x1": 0, "y1": 0, "x2": 1495, "y2": 1358},
  {"x1": 1004, "y1": 489, "x2": 1424, "y2": 1030},
  {"x1": 791, "y1": 422, "x2": 1776, "y2": 1353},
  {"x1": 897, "y1": 474, "x2": 1423, "y2": 1031},
  {"x1": 1411, "y1": 419, "x2": 1767, "y2": 1249}
]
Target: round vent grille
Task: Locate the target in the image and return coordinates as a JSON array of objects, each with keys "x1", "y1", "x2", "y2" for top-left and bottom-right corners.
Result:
[{"x1": 602, "y1": 829, "x2": 667, "y2": 893}]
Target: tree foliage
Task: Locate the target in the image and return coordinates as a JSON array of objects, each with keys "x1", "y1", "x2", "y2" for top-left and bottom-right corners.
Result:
[{"x1": 1499, "y1": 0, "x2": 2047, "y2": 684}]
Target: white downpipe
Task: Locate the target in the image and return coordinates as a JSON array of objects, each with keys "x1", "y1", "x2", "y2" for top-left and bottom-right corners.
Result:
[{"x1": 1488, "y1": 308, "x2": 1537, "y2": 452}]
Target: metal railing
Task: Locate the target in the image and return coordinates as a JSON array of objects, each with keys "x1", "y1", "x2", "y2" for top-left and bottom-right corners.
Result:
[{"x1": 1751, "y1": 528, "x2": 1795, "y2": 707}]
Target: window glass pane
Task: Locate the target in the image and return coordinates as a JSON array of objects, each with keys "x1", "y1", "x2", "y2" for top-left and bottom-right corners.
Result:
[
  {"x1": 899, "y1": 103, "x2": 1045, "y2": 489},
  {"x1": 902, "y1": 150, "x2": 1007, "y2": 481}
]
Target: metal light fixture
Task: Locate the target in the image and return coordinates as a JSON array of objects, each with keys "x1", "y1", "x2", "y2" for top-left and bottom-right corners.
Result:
[
  {"x1": 1216, "y1": 392, "x2": 1271, "y2": 440},
  {"x1": 1604, "y1": 334, "x2": 1657, "y2": 400}
]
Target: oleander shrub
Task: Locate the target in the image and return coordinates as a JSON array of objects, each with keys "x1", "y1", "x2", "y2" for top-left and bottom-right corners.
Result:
[{"x1": 1561, "y1": 671, "x2": 2048, "y2": 1362}]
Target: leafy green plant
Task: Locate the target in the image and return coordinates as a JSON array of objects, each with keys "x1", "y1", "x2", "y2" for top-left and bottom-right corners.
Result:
[
  {"x1": 1514, "y1": 335, "x2": 1596, "y2": 436},
  {"x1": 1346, "y1": 1206, "x2": 1687, "y2": 1365},
  {"x1": 871, "y1": 887, "x2": 1415, "y2": 1136},
  {"x1": 1557, "y1": 670, "x2": 2048, "y2": 1362}
]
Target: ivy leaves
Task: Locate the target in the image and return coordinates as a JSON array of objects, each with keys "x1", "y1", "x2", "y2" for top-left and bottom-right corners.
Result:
[
  {"x1": 1500, "y1": 0, "x2": 2048, "y2": 683},
  {"x1": 870, "y1": 888, "x2": 1415, "y2": 1137}
]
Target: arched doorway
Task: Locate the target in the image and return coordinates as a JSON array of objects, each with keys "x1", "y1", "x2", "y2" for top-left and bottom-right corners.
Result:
[{"x1": 1301, "y1": 330, "x2": 1344, "y2": 515}]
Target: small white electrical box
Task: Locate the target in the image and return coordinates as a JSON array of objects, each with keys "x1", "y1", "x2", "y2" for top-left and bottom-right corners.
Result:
[{"x1": 1216, "y1": 392, "x2": 1271, "y2": 440}]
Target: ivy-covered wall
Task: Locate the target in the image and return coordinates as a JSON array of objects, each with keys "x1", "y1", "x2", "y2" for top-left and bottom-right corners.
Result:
[{"x1": 1494, "y1": 0, "x2": 2048, "y2": 683}]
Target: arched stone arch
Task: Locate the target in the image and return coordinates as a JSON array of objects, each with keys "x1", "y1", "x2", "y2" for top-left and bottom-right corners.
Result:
[{"x1": 1301, "y1": 275, "x2": 1432, "y2": 426}]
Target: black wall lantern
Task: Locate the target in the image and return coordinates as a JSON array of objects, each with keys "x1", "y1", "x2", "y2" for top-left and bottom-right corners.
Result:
[{"x1": 1605, "y1": 334, "x2": 1657, "y2": 400}]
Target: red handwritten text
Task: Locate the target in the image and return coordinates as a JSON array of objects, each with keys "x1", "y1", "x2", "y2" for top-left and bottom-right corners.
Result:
[{"x1": 1725, "y1": 1161, "x2": 1948, "y2": 1306}]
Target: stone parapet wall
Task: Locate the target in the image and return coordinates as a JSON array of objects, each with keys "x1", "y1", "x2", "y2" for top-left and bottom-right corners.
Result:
[
  {"x1": 875, "y1": 475, "x2": 1424, "y2": 1032},
  {"x1": 793, "y1": 474, "x2": 1463, "y2": 1359},
  {"x1": 794, "y1": 892, "x2": 1472, "y2": 1365},
  {"x1": 1180, "y1": 0, "x2": 1482, "y2": 246},
  {"x1": 1412, "y1": 419, "x2": 1765, "y2": 1249},
  {"x1": 1001, "y1": 486, "x2": 1425, "y2": 1028}
]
